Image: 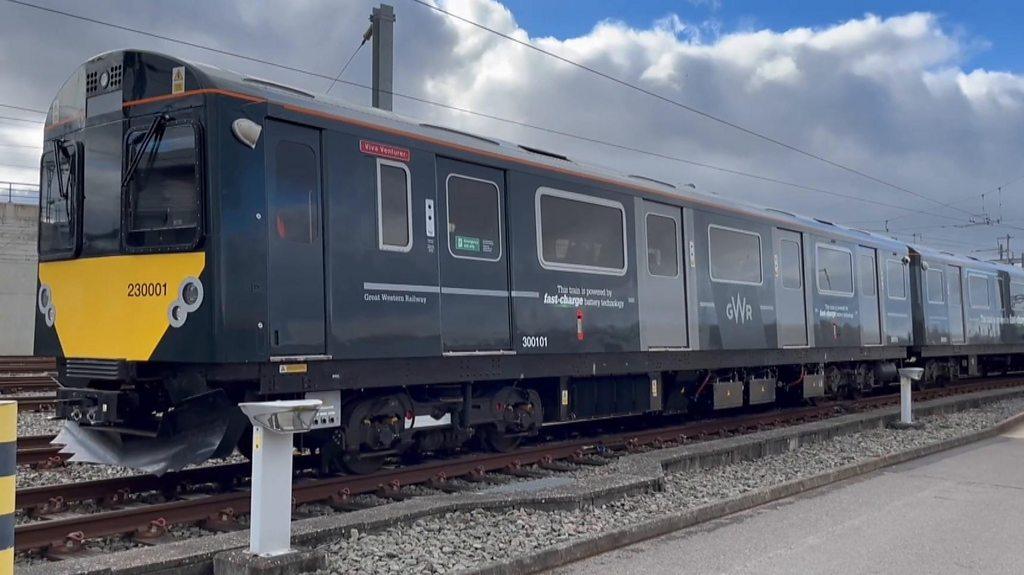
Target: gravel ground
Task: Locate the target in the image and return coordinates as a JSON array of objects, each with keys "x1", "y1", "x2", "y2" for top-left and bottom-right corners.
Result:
[
  {"x1": 16, "y1": 451, "x2": 248, "y2": 489},
  {"x1": 312, "y1": 398, "x2": 1024, "y2": 575},
  {"x1": 17, "y1": 411, "x2": 61, "y2": 436}
]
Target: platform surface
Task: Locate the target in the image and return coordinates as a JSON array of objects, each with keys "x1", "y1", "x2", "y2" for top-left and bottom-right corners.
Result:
[{"x1": 551, "y1": 422, "x2": 1024, "y2": 575}]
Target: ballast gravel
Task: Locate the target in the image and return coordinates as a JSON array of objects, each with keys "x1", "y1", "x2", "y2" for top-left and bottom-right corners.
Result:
[
  {"x1": 17, "y1": 410, "x2": 61, "y2": 436},
  {"x1": 312, "y1": 397, "x2": 1024, "y2": 575}
]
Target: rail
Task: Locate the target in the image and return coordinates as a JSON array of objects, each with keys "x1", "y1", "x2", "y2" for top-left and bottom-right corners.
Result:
[{"x1": 0, "y1": 181, "x2": 39, "y2": 205}]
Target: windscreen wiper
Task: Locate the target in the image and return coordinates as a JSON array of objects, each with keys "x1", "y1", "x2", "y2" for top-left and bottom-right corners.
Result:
[
  {"x1": 122, "y1": 114, "x2": 169, "y2": 190},
  {"x1": 51, "y1": 139, "x2": 66, "y2": 201}
]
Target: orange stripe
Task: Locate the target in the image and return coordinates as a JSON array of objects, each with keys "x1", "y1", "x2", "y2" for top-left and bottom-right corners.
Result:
[
  {"x1": 123, "y1": 88, "x2": 265, "y2": 109},
  {"x1": 107, "y1": 88, "x2": 805, "y2": 226},
  {"x1": 120, "y1": 88, "x2": 695, "y2": 207}
]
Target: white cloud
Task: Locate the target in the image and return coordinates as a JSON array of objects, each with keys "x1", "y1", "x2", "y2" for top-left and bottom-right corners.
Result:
[{"x1": 1, "y1": 1, "x2": 1022, "y2": 252}]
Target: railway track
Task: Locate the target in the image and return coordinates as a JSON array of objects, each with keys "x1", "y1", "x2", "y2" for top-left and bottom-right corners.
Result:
[
  {"x1": 0, "y1": 357, "x2": 58, "y2": 404},
  {"x1": 15, "y1": 377, "x2": 1024, "y2": 557},
  {"x1": 0, "y1": 356, "x2": 56, "y2": 375}
]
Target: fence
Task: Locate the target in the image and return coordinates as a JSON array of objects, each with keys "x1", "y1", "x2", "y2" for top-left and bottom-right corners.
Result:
[{"x1": 1, "y1": 181, "x2": 39, "y2": 205}]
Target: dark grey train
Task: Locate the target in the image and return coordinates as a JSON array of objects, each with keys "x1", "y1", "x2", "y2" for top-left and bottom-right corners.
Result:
[{"x1": 33, "y1": 50, "x2": 1024, "y2": 474}]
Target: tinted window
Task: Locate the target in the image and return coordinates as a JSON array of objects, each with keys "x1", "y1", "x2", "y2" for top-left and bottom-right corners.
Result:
[
  {"x1": 709, "y1": 226, "x2": 762, "y2": 284},
  {"x1": 273, "y1": 141, "x2": 317, "y2": 244},
  {"x1": 125, "y1": 123, "x2": 200, "y2": 248},
  {"x1": 378, "y1": 161, "x2": 411, "y2": 251},
  {"x1": 858, "y1": 254, "x2": 877, "y2": 296},
  {"x1": 780, "y1": 239, "x2": 802, "y2": 289},
  {"x1": 816, "y1": 245, "x2": 854, "y2": 295},
  {"x1": 969, "y1": 274, "x2": 990, "y2": 308},
  {"x1": 886, "y1": 260, "x2": 906, "y2": 299},
  {"x1": 38, "y1": 144, "x2": 79, "y2": 258},
  {"x1": 646, "y1": 214, "x2": 678, "y2": 277},
  {"x1": 448, "y1": 175, "x2": 501, "y2": 261},
  {"x1": 1011, "y1": 282, "x2": 1024, "y2": 315},
  {"x1": 926, "y1": 268, "x2": 945, "y2": 304},
  {"x1": 538, "y1": 191, "x2": 625, "y2": 273}
]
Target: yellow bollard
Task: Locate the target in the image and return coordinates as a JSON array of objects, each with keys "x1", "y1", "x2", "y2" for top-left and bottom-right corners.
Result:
[{"x1": 0, "y1": 400, "x2": 13, "y2": 575}]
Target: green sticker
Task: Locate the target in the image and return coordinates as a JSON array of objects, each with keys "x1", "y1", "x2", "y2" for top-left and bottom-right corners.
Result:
[{"x1": 455, "y1": 235, "x2": 481, "y2": 252}]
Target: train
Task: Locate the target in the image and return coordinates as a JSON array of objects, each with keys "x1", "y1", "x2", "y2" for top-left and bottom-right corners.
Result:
[{"x1": 33, "y1": 50, "x2": 1024, "y2": 475}]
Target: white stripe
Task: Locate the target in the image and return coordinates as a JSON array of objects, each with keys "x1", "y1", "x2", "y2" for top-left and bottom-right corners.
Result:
[
  {"x1": 442, "y1": 287, "x2": 509, "y2": 297},
  {"x1": 365, "y1": 283, "x2": 539, "y2": 299},
  {"x1": 699, "y1": 301, "x2": 715, "y2": 308},
  {"x1": 363, "y1": 282, "x2": 440, "y2": 294}
]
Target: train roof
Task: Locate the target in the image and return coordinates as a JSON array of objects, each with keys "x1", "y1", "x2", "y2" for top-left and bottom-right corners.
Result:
[{"x1": 57, "y1": 50, "x2": 927, "y2": 257}]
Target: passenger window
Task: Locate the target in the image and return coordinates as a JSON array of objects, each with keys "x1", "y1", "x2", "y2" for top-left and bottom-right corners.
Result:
[
  {"x1": 708, "y1": 225, "x2": 762, "y2": 284},
  {"x1": 537, "y1": 189, "x2": 626, "y2": 274},
  {"x1": 646, "y1": 214, "x2": 678, "y2": 277},
  {"x1": 886, "y1": 260, "x2": 906, "y2": 299},
  {"x1": 816, "y1": 245, "x2": 854, "y2": 296},
  {"x1": 272, "y1": 141, "x2": 316, "y2": 244},
  {"x1": 377, "y1": 160, "x2": 412, "y2": 252},
  {"x1": 447, "y1": 175, "x2": 501, "y2": 261},
  {"x1": 926, "y1": 268, "x2": 945, "y2": 304},
  {"x1": 124, "y1": 123, "x2": 200, "y2": 249},
  {"x1": 858, "y1": 254, "x2": 877, "y2": 297},
  {"x1": 780, "y1": 239, "x2": 802, "y2": 289},
  {"x1": 969, "y1": 274, "x2": 990, "y2": 309}
]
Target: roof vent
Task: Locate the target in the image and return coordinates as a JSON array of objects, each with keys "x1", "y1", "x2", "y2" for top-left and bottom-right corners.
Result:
[
  {"x1": 420, "y1": 123, "x2": 499, "y2": 146},
  {"x1": 108, "y1": 64, "x2": 123, "y2": 89},
  {"x1": 519, "y1": 144, "x2": 569, "y2": 162},
  {"x1": 86, "y1": 70, "x2": 98, "y2": 94},
  {"x1": 628, "y1": 174, "x2": 676, "y2": 189},
  {"x1": 243, "y1": 77, "x2": 314, "y2": 98},
  {"x1": 814, "y1": 218, "x2": 835, "y2": 226}
]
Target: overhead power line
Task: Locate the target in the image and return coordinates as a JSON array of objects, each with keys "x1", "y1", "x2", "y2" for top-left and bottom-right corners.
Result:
[
  {"x1": 2, "y1": 0, "x2": 976, "y2": 224},
  {"x1": 0, "y1": 114, "x2": 44, "y2": 125},
  {"x1": 0, "y1": 102, "x2": 46, "y2": 114},
  {"x1": 325, "y1": 36, "x2": 369, "y2": 96},
  {"x1": 405, "y1": 0, "x2": 979, "y2": 219}
]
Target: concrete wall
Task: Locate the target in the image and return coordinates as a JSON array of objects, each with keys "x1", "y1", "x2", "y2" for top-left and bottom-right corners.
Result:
[{"x1": 0, "y1": 202, "x2": 37, "y2": 355}]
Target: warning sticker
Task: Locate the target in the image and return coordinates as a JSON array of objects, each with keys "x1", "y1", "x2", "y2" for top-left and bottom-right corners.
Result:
[{"x1": 171, "y1": 66, "x2": 186, "y2": 94}]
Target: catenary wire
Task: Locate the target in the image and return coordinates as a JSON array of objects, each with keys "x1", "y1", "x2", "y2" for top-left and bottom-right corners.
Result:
[
  {"x1": 0, "y1": 102, "x2": 46, "y2": 114},
  {"x1": 405, "y1": 0, "x2": 979, "y2": 218},
  {"x1": 0, "y1": 0, "x2": 978, "y2": 224},
  {"x1": 325, "y1": 38, "x2": 367, "y2": 95}
]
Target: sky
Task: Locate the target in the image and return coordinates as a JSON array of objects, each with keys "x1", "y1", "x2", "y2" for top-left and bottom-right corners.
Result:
[{"x1": 1, "y1": 0, "x2": 1024, "y2": 257}]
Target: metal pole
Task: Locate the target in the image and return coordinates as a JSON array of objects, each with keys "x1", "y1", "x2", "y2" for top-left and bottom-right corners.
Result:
[
  {"x1": 370, "y1": 4, "x2": 395, "y2": 111},
  {"x1": 249, "y1": 426, "x2": 295, "y2": 556},
  {"x1": 899, "y1": 374, "x2": 913, "y2": 424}
]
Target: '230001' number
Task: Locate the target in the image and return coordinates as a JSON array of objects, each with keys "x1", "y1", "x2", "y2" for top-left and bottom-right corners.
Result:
[{"x1": 127, "y1": 282, "x2": 168, "y2": 298}]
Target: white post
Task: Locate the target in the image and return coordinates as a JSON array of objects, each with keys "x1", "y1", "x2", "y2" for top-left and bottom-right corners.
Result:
[
  {"x1": 249, "y1": 426, "x2": 295, "y2": 556},
  {"x1": 900, "y1": 375, "x2": 913, "y2": 425},
  {"x1": 238, "y1": 399, "x2": 321, "y2": 559},
  {"x1": 896, "y1": 368, "x2": 923, "y2": 427}
]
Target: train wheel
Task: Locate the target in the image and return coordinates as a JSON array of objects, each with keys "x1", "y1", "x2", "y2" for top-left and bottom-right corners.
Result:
[
  {"x1": 340, "y1": 451, "x2": 385, "y2": 475},
  {"x1": 478, "y1": 425, "x2": 522, "y2": 453}
]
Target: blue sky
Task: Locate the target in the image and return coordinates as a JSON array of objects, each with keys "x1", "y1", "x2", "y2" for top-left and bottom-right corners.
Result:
[{"x1": 502, "y1": 0, "x2": 1022, "y2": 72}]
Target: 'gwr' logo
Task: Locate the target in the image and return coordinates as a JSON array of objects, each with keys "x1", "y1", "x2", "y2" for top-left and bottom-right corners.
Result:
[{"x1": 726, "y1": 294, "x2": 753, "y2": 324}]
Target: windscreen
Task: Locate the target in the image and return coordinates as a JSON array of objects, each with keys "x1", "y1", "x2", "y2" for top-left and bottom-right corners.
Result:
[
  {"x1": 124, "y1": 121, "x2": 200, "y2": 249},
  {"x1": 38, "y1": 142, "x2": 80, "y2": 258}
]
